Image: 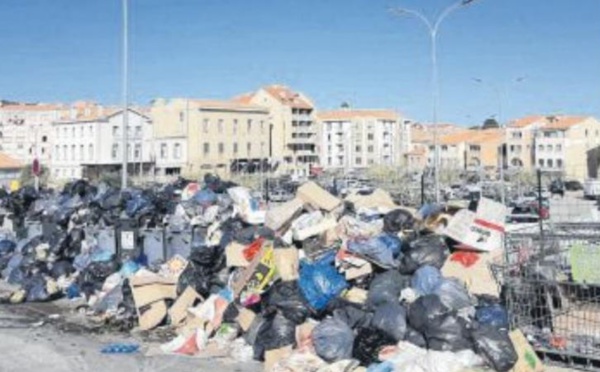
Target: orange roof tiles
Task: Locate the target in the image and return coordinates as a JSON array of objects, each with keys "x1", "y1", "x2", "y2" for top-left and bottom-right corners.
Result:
[
  {"x1": 0, "y1": 152, "x2": 21, "y2": 169},
  {"x1": 543, "y1": 116, "x2": 590, "y2": 130},
  {"x1": 263, "y1": 85, "x2": 313, "y2": 109},
  {"x1": 317, "y1": 109, "x2": 399, "y2": 121},
  {"x1": 509, "y1": 115, "x2": 547, "y2": 128},
  {"x1": 0, "y1": 103, "x2": 65, "y2": 112},
  {"x1": 232, "y1": 93, "x2": 255, "y2": 105},
  {"x1": 439, "y1": 129, "x2": 503, "y2": 145}
]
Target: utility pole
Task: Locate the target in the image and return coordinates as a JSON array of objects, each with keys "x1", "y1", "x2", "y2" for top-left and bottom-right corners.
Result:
[{"x1": 121, "y1": 0, "x2": 129, "y2": 189}]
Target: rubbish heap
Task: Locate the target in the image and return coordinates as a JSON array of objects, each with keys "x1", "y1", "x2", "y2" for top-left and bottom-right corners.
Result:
[{"x1": 0, "y1": 176, "x2": 543, "y2": 372}]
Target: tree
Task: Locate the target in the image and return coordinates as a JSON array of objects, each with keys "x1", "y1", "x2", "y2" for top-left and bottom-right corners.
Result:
[
  {"x1": 482, "y1": 118, "x2": 500, "y2": 130},
  {"x1": 19, "y1": 164, "x2": 50, "y2": 187},
  {"x1": 340, "y1": 102, "x2": 350, "y2": 109}
]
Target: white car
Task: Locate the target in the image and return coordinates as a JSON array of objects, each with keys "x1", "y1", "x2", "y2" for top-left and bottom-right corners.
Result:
[{"x1": 584, "y1": 179, "x2": 600, "y2": 199}]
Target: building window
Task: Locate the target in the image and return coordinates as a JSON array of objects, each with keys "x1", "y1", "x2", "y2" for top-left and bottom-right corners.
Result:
[
  {"x1": 112, "y1": 144, "x2": 119, "y2": 159},
  {"x1": 71, "y1": 128, "x2": 75, "y2": 137},
  {"x1": 368, "y1": 146, "x2": 374, "y2": 153},
  {"x1": 113, "y1": 126, "x2": 119, "y2": 136},
  {"x1": 179, "y1": 111, "x2": 185, "y2": 123},
  {"x1": 548, "y1": 159, "x2": 554, "y2": 168},
  {"x1": 88, "y1": 144, "x2": 93, "y2": 159},
  {"x1": 328, "y1": 157, "x2": 332, "y2": 165},
  {"x1": 233, "y1": 143, "x2": 238, "y2": 154},
  {"x1": 233, "y1": 119, "x2": 238, "y2": 134},
  {"x1": 42, "y1": 135, "x2": 47, "y2": 143},
  {"x1": 538, "y1": 159, "x2": 544, "y2": 167},
  {"x1": 41, "y1": 147, "x2": 46, "y2": 155},
  {"x1": 356, "y1": 157, "x2": 362, "y2": 165},
  {"x1": 89, "y1": 126, "x2": 93, "y2": 136},
  {"x1": 203, "y1": 119, "x2": 209, "y2": 133},
  {"x1": 71, "y1": 145, "x2": 76, "y2": 160},
  {"x1": 557, "y1": 159, "x2": 563, "y2": 168},
  {"x1": 367, "y1": 133, "x2": 374, "y2": 141},
  {"x1": 174, "y1": 143, "x2": 181, "y2": 159},
  {"x1": 63, "y1": 145, "x2": 67, "y2": 159},
  {"x1": 247, "y1": 142, "x2": 251, "y2": 154},
  {"x1": 538, "y1": 145, "x2": 543, "y2": 152},
  {"x1": 79, "y1": 145, "x2": 84, "y2": 160},
  {"x1": 218, "y1": 119, "x2": 224, "y2": 134},
  {"x1": 218, "y1": 143, "x2": 224, "y2": 154},
  {"x1": 160, "y1": 143, "x2": 167, "y2": 159},
  {"x1": 247, "y1": 119, "x2": 252, "y2": 133},
  {"x1": 355, "y1": 145, "x2": 361, "y2": 152},
  {"x1": 134, "y1": 144, "x2": 141, "y2": 159},
  {"x1": 556, "y1": 144, "x2": 562, "y2": 152},
  {"x1": 79, "y1": 126, "x2": 83, "y2": 137},
  {"x1": 55, "y1": 146, "x2": 60, "y2": 160},
  {"x1": 326, "y1": 123, "x2": 332, "y2": 131},
  {"x1": 203, "y1": 143, "x2": 210, "y2": 155},
  {"x1": 135, "y1": 126, "x2": 141, "y2": 138},
  {"x1": 260, "y1": 120, "x2": 265, "y2": 134}
]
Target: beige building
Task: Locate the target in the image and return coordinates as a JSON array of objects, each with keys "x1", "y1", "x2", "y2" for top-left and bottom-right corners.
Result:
[
  {"x1": 506, "y1": 115, "x2": 548, "y2": 170},
  {"x1": 236, "y1": 85, "x2": 319, "y2": 178},
  {"x1": 316, "y1": 109, "x2": 408, "y2": 170},
  {"x1": 407, "y1": 123, "x2": 465, "y2": 171},
  {"x1": 533, "y1": 116, "x2": 600, "y2": 181},
  {"x1": 151, "y1": 98, "x2": 270, "y2": 178}
]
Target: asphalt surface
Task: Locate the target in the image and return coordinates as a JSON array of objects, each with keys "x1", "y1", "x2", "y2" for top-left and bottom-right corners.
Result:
[{"x1": 549, "y1": 192, "x2": 600, "y2": 223}]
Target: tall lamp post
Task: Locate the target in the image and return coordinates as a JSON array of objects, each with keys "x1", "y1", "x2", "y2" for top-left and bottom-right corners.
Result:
[
  {"x1": 121, "y1": 0, "x2": 130, "y2": 190},
  {"x1": 473, "y1": 76, "x2": 526, "y2": 205},
  {"x1": 391, "y1": 0, "x2": 479, "y2": 202}
]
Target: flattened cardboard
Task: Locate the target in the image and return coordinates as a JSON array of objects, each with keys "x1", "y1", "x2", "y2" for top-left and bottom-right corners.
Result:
[
  {"x1": 509, "y1": 330, "x2": 544, "y2": 372},
  {"x1": 274, "y1": 248, "x2": 299, "y2": 281},
  {"x1": 226, "y1": 241, "x2": 250, "y2": 268},
  {"x1": 131, "y1": 282, "x2": 178, "y2": 308},
  {"x1": 345, "y1": 188, "x2": 397, "y2": 211},
  {"x1": 265, "y1": 345, "x2": 293, "y2": 372},
  {"x1": 138, "y1": 300, "x2": 167, "y2": 331},
  {"x1": 265, "y1": 198, "x2": 305, "y2": 231},
  {"x1": 441, "y1": 249, "x2": 501, "y2": 297},
  {"x1": 168, "y1": 286, "x2": 204, "y2": 326},
  {"x1": 130, "y1": 269, "x2": 178, "y2": 286},
  {"x1": 232, "y1": 243, "x2": 276, "y2": 297},
  {"x1": 344, "y1": 287, "x2": 368, "y2": 304},
  {"x1": 296, "y1": 182, "x2": 341, "y2": 212},
  {"x1": 344, "y1": 263, "x2": 373, "y2": 280},
  {"x1": 236, "y1": 307, "x2": 257, "y2": 332}
]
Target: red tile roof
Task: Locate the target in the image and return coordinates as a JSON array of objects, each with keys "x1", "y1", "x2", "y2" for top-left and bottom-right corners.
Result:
[
  {"x1": 317, "y1": 109, "x2": 399, "y2": 121},
  {"x1": 263, "y1": 85, "x2": 313, "y2": 109},
  {"x1": 0, "y1": 152, "x2": 21, "y2": 169}
]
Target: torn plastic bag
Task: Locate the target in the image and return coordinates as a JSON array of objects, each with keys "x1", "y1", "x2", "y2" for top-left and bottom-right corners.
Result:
[
  {"x1": 383, "y1": 209, "x2": 415, "y2": 233},
  {"x1": 433, "y1": 278, "x2": 474, "y2": 311},
  {"x1": 24, "y1": 274, "x2": 58, "y2": 302},
  {"x1": 332, "y1": 304, "x2": 373, "y2": 329},
  {"x1": 49, "y1": 261, "x2": 74, "y2": 279},
  {"x1": 371, "y1": 302, "x2": 407, "y2": 342},
  {"x1": 0, "y1": 239, "x2": 16, "y2": 256},
  {"x1": 312, "y1": 317, "x2": 354, "y2": 363},
  {"x1": 347, "y1": 233, "x2": 402, "y2": 269},
  {"x1": 264, "y1": 281, "x2": 311, "y2": 325},
  {"x1": 353, "y1": 327, "x2": 396, "y2": 366},
  {"x1": 424, "y1": 312, "x2": 473, "y2": 352},
  {"x1": 176, "y1": 246, "x2": 226, "y2": 297},
  {"x1": 77, "y1": 260, "x2": 121, "y2": 297},
  {"x1": 475, "y1": 303, "x2": 509, "y2": 330},
  {"x1": 407, "y1": 295, "x2": 450, "y2": 333},
  {"x1": 193, "y1": 188, "x2": 218, "y2": 206},
  {"x1": 471, "y1": 324, "x2": 518, "y2": 372},
  {"x1": 411, "y1": 265, "x2": 443, "y2": 296},
  {"x1": 253, "y1": 312, "x2": 296, "y2": 360},
  {"x1": 405, "y1": 326, "x2": 427, "y2": 348},
  {"x1": 399, "y1": 235, "x2": 448, "y2": 275},
  {"x1": 299, "y1": 251, "x2": 348, "y2": 311},
  {"x1": 366, "y1": 270, "x2": 410, "y2": 309},
  {"x1": 3, "y1": 253, "x2": 23, "y2": 283}
]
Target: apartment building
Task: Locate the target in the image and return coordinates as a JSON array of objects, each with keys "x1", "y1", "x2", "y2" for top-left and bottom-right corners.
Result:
[
  {"x1": 0, "y1": 102, "x2": 69, "y2": 165},
  {"x1": 506, "y1": 115, "x2": 548, "y2": 170},
  {"x1": 534, "y1": 116, "x2": 600, "y2": 181},
  {"x1": 151, "y1": 99, "x2": 269, "y2": 178},
  {"x1": 51, "y1": 109, "x2": 153, "y2": 180},
  {"x1": 0, "y1": 152, "x2": 22, "y2": 190},
  {"x1": 429, "y1": 129, "x2": 503, "y2": 172},
  {"x1": 238, "y1": 85, "x2": 319, "y2": 178},
  {"x1": 317, "y1": 109, "x2": 407, "y2": 170},
  {"x1": 408, "y1": 123, "x2": 463, "y2": 171}
]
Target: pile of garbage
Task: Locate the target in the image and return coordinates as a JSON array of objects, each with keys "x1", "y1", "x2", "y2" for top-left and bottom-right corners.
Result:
[{"x1": 0, "y1": 176, "x2": 542, "y2": 372}]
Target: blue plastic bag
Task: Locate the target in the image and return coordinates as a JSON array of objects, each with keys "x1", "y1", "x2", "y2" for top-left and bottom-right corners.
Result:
[
  {"x1": 299, "y1": 252, "x2": 348, "y2": 311},
  {"x1": 193, "y1": 188, "x2": 218, "y2": 206},
  {"x1": 120, "y1": 260, "x2": 140, "y2": 277},
  {"x1": 125, "y1": 194, "x2": 150, "y2": 218},
  {"x1": 347, "y1": 233, "x2": 402, "y2": 269},
  {"x1": 411, "y1": 265, "x2": 443, "y2": 296},
  {"x1": 476, "y1": 304, "x2": 509, "y2": 329}
]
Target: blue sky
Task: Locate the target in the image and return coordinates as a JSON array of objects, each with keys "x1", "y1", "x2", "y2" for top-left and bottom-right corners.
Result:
[{"x1": 0, "y1": 0, "x2": 599, "y2": 126}]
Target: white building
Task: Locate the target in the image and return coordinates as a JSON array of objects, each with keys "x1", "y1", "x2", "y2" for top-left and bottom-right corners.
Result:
[
  {"x1": 317, "y1": 109, "x2": 408, "y2": 170},
  {"x1": 51, "y1": 109, "x2": 153, "y2": 180},
  {"x1": 0, "y1": 102, "x2": 69, "y2": 166}
]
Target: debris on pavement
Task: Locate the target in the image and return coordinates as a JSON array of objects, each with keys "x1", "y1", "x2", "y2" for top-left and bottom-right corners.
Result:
[{"x1": 0, "y1": 176, "x2": 536, "y2": 371}]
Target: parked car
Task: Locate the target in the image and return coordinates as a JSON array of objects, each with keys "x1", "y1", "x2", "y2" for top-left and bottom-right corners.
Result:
[
  {"x1": 268, "y1": 189, "x2": 293, "y2": 203},
  {"x1": 565, "y1": 180, "x2": 583, "y2": 191},
  {"x1": 584, "y1": 179, "x2": 600, "y2": 199}
]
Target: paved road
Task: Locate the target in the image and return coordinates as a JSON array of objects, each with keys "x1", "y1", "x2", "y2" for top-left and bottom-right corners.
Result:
[{"x1": 550, "y1": 192, "x2": 600, "y2": 223}]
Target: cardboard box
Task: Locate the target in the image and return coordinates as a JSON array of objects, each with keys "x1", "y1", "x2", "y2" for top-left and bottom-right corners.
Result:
[
  {"x1": 344, "y1": 287, "x2": 368, "y2": 304},
  {"x1": 441, "y1": 249, "x2": 501, "y2": 297},
  {"x1": 168, "y1": 286, "x2": 203, "y2": 326},
  {"x1": 345, "y1": 188, "x2": 397, "y2": 211},
  {"x1": 265, "y1": 345, "x2": 293, "y2": 372},
  {"x1": 296, "y1": 182, "x2": 341, "y2": 212},
  {"x1": 509, "y1": 330, "x2": 543, "y2": 372},
  {"x1": 274, "y1": 248, "x2": 299, "y2": 281},
  {"x1": 232, "y1": 242, "x2": 277, "y2": 297},
  {"x1": 131, "y1": 282, "x2": 178, "y2": 308},
  {"x1": 236, "y1": 307, "x2": 257, "y2": 332},
  {"x1": 226, "y1": 241, "x2": 250, "y2": 268},
  {"x1": 265, "y1": 198, "x2": 305, "y2": 231},
  {"x1": 138, "y1": 300, "x2": 168, "y2": 331},
  {"x1": 344, "y1": 263, "x2": 373, "y2": 280}
]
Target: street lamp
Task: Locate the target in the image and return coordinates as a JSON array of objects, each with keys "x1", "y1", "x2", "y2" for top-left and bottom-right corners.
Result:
[
  {"x1": 391, "y1": 0, "x2": 480, "y2": 203},
  {"x1": 472, "y1": 76, "x2": 526, "y2": 205},
  {"x1": 121, "y1": 0, "x2": 130, "y2": 190}
]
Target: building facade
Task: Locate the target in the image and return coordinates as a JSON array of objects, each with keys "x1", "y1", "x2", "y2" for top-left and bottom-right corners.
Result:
[
  {"x1": 317, "y1": 109, "x2": 406, "y2": 170},
  {"x1": 506, "y1": 116, "x2": 548, "y2": 171},
  {"x1": 0, "y1": 152, "x2": 22, "y2": 190},
  {"x1": 239, "y1": 85, "x2": 319, "y2": 178},
  {"x1": 151, "y1": 99, "x2": 269, "y2": 178},
  {"x1": 51, "y1": 109, "x2": 153, "y2": 180}
]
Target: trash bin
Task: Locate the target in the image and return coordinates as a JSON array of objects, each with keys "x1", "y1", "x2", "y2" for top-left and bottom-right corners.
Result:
[
  {"x1": 165, "y1": 227, "x2": 192, "y2": 259},
  {"x1": 141, "y1": 228, "x2": 166, "y2": 265},
  {"x1": 97, "y1": 228, "x2": 117, "y2": 255},
  {"x1": 117, "y1": 218, "x2": 140, "y2": 259}
]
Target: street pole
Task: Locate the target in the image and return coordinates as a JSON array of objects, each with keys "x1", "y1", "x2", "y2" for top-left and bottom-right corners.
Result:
[
  {"x1": 473, "y1": 77, "x2": 526, "y2": 206},
  {"x1": 121, "y1": 0, "x2": 129, "y2": 190},
  {"x1": 391, "y1": 0, "x2": 479, "y2": 203},
  {"x1": 34, "y1": 125, "x2": 39, "y2": 191}
]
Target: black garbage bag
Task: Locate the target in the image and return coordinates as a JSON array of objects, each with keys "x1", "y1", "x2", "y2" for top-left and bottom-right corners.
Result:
[
  {"x1": 64, "y1": 228, "x2": 85, "y2": 259},
  {"x1": 383, "y1": 209, "x2": 416, "y2": 233},
  {"x1": 425, "y1": 312, "x2": 473, "y2": 352},
  {"x1": 332, "y1": 304, "x2": 373, "y2": 329},
  {"x1": 312, "y1": 317, "x2": 355, "y2": 363},
  {"x1": 253, "y1": 312, "x2": 296, "y2": 361},
  {"x1": 352, "y1": 327, "x2": 396, "y2": 366},
  {"x1": 264, "y1": 281, "x2": 311, "y2": 325},
  {"x1": 78, "y1": 259, "x2": 121, "y2": 297},
  {"x1": 434, "y1": 278, "x2": 474, "y2": 311},
  {"x1": 0, "y1": 239, "x2": 16, "y2": 256},
  {"x1": 204, "y1": 173, "x2": 237, "y2": 194},
  {"x1": 176, "y1": 246, "x2": 226, "y2": 297},
  {"x1": 371, "y1": 302, "x2": 407, "y2": 342},
  {"x1": 405, "y1": 326, "x2": 427, "y2": 348},
  {"x1": 471, "y1": 324, "x2": 518, "y2": 372},
  {"x1": 408, "y1": 294, "x2": 450, "y2": 333},
  {"x1": 366, "y1": 270, "x2": 410, "y2": 309},
  {"x1": 49, "y1": 260, "x2": 74, "y2": 279},
  {"x1": 23, "y1": 274, "x2": 59, "y2": 302},
  {"x1": 399, "y1": 234, "x2": 448, "y2": 275}
]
